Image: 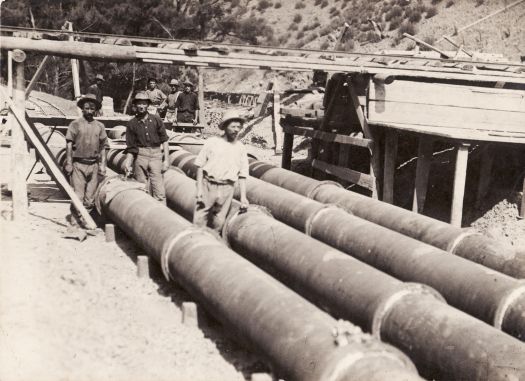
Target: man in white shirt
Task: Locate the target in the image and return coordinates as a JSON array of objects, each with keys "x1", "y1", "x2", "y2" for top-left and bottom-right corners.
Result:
[{"x1": 194, "y1": 110, "x2": 249, "y2": 234}]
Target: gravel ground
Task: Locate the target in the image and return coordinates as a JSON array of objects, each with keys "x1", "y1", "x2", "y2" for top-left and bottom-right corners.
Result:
[{"x1": 0, "y1": 173, "x2": 264, "y2": 381}]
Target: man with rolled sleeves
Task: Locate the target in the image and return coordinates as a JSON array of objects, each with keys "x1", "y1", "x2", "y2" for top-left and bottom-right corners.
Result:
[
  {"x1": 125, "y1": 92, "x2": 170, "y2": 203},
  {"x1": 65, "y1": 93, "x2": 108, "y2": 227},
  {"x1": 145, "y1": 77, "x2": 167, "y2": 116}
]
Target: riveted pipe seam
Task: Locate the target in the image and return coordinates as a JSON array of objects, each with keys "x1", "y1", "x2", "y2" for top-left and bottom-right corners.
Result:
[{"x1": 370, "y1": 283, "x2": 446, "y2": 339}]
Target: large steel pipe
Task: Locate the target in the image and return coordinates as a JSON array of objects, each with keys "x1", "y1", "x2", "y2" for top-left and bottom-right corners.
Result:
[
  {"x1": 168, "y1": 149, "x2": 525, "y2": 342},
  {"x1": 95, "y1": 177, "x2": 420, "y2": 381},
  {"x1": 158, "y1": 165, "x2": 525, "y2": 380},
  {"x1": 249, "y1": 160, "x2": 525, "y2": 279}
]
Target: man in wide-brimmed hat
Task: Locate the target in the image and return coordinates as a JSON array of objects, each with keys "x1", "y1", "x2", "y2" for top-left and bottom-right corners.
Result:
[
  {"x1": 194, "y1": 109, "x2": 249, "y2": 234},
  {"x1": 145, "y1": 77, "x2": 167, "y2": 116},
  {"x1": 161, "y1": 78, "x2": 181, "y2": 124},
  {"x1": 124, "y1": 91, "x2": 169, "y2": 203},
  {"x1": 65, "y1": 93, "x2": 108, "y2": 227},
  {"x1": 174, "y1": 80, "x2": 199, "y2": 125}
]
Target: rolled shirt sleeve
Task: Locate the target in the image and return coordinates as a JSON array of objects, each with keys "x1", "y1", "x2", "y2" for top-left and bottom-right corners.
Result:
[
  {"x1": 154, "y1": 114, "x2": 169, "y2": 143},
  {"x1": 65, "y1": 122, "x2": 77, "y2": 142},
  {"x1": 194, "y1": 141, "x2": 209, "y2": 168}
]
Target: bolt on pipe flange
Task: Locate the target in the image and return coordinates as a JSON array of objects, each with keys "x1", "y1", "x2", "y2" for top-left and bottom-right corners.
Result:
[{"x1": 371, "y1": 283, "x2": 446, "y2": 339}]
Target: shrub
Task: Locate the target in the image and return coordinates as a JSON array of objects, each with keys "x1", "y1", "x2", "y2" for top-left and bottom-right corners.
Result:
[
  {"x1": 288, "y1": 23, "x2": 299, "y2": 31},
  {"x1": 319, "y1": 25, "x2": 332, "y2": 36},
  {"x1": 332, "y1": 9, "x2": 341, "y2": 17},
  {"x1": 398, "y1": 21, "x2": 416, "y2": 37},
  {"x1": 274, "y1": 2, "x2": 282, "y2": 8},
  {"x1": 446, "y1": 0, "x2": 454, "y2": 7},
  {"x1": 388, "y1": 17, "x2": 402, "y2": 31},
  {"x1": 426, "y1": 6, "x2": 438, "y2": 18},
  {"x1": 304, "y1": 33, "x2": 317, "y2": 44},
  {"x1": 420, "y1": 36, "x2": 436, "y2": 51},
  {"x1": 329, "y1": 6, "x2": 337, "y2": 13},
  {"x1": 257, "y1": 0, "x2": 271, "y2": 11},
  {"x1": 385, "y1": 5, "x2": 403, "y2": 21},
  {"x1": 295, "y1": 2, "x2": 306, "y2": 9},
  {"x1": 321, "y1": 0, "x2": 329, "y2": 8},
  {"x1": 315, "y1": 0, "x2": 322, "y2": 5},
  {"x1": 431, "y1": 0, "x2": 442, "y2": 4},
  {"x1": 408, "y1": 10, "x2": 422, "y2": 23},
  {"x1": 320, "y1": 40, "x2": 330, "y2": 50},
  {"x1": 476, "y1": 0, "x2": 484, "y2": 5},
  {"x1": 365, "y1": 30, "x2": 381, "y2": 43},
  {"x1": 297, "y1": 31, "x2": 305, "y2": 39},
  {"x1": 293, "y1": 13, "x2": 302, "y2": 23}
]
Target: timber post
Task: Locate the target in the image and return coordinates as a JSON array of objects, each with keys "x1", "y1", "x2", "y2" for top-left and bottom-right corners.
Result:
[
  {"x1": 197, "y1": 67, "x2": 206, "y2": 126},
  {"x1": 272, "y1": 85, "x2": 283, "y2": 154},
  {"x1": 66, "y1": 22, "x2": 81, "y2": 99},
  {"x1": 11, "y1": 49, "x2": 29, "y2": 220}
]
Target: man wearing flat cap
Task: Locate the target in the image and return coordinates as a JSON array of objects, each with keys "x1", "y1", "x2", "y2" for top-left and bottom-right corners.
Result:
[
  {"x1": 125, "y1": 92, "x2": 170, "y2": 203},
  {"x1": 175, "y1": 80, "x2": 199, "y2": 125},
  {"x1": 65, "y1": 93, "x2": 108, "y2": 227}
]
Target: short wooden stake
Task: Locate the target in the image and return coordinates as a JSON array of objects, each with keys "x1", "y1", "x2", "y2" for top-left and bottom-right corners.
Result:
[
  {"x1": 251, "y1": 373, "x2": 273, "y2": 381},
  {"x1": 281, "y1": 131, "x2": 294, "y2": 170},
  {"x1": 105, "y1": 223, "x2": 115, "y2": 242},
  {"x1": 137, "y1": 255, "x2": 150, "y2": 278},
  {"x1": 181, "y1": 302, "x2": 198, "y2": 326}
]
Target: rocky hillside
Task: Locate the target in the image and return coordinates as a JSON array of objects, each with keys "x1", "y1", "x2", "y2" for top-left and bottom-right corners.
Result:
[{"x1": 205, "y1": 0, "x2": 524, "y2": 91}]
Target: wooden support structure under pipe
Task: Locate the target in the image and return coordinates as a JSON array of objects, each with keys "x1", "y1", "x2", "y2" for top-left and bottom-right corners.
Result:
[
  {"x1": 271, "y1": 87, "x2": 283, "y2": 154},
  {"x1": 382, "y1": 129, "x2": 398, "y2": 204},
  {"x1": 197, "y1": 67, "x2": 206, "y2": 126}
]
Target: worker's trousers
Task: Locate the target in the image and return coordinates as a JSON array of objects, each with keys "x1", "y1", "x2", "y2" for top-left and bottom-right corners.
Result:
[
  {"x1": 134, "y1": 147, "x2": 166, "y2": 203},
  {"x1": 193, "y1": 177, "x2": 235, "y2": 234},
  {"x1": 70, "y1": 161, "x2": 99, "y2": 217}
]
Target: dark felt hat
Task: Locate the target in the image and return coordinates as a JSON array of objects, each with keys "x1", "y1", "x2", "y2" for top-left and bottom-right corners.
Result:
[{"x1": 77, "y1": 94, "x2": 102, "y2": 110}]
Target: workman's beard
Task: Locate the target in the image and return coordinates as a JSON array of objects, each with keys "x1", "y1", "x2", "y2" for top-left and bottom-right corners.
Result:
[{"x1": 136, "y1": 107, "x2": 148, "y2": 116}]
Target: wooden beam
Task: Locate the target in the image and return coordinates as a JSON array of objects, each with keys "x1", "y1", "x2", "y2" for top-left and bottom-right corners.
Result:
[
  {"x1": 281, "y1": 131, "x2": 294, "y2": 170},
  {"x1": 383, "y1": 129, "x2": 398, "y2": 204},
  {"x1": 412, "y1": 136, "x2": 434, "y2": 214},
  {"x1": 67, "y1": 22, "x2": 81, "y2": 99},
  {"x1": 312, "y1": 159, "x2": 375, "y2": 190},
  {"x1": 346, "y1": 81, "x2": 381, "y2": 198},
  {"x1": 272, "y1": 88, "x2": 283, "y2": 154},
  {"x1": 475, "y1": 145, "x2": 494, "y2": 209},
  {"x1": 11, "y1": 50, "x2": 29, "y2": 220},
  {"x1": 197, "y1": 67, "x2": 206, "y2": 125},
  {"x1": 403, "y1": 33, "x2": 451, "y2": 58},
  {"x1": 25, "y1": 55, "x2": 51, "y2": 98},
  {"x1": 520, "y1": 176, "x2": 525, "y2": 219},
  {"x1": 0, "y1": 87, "x2": 97, "y2": 229},
  {"x1": 450, "y1": 144, "x2": 470, "y2": 227},
  {"x1": 282, "y1": 125, "x2": 373, "y2": 148},
  {"x1": 338, "y1": 144, "x2": 350, "y2": 168},
  {"x1": 7, "y1": 51, "x2": 13, "y2": 97}
]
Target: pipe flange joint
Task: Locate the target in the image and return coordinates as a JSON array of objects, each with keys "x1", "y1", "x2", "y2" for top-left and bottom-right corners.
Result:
[
  {"x1": 447, "y1": 228, "x2": 483, "y2": 254},
  {"x1": 493, "y1": 280, "x2": 525, "y2": 330},
  {"x1": 371, "y1": 283, "x2": 445, "y2": 339},
  {"x1": 304, "y1": 204, "x2": 341, "y2": 236},
  {"x1": 222, "y1": 205, "x2": 273, "y2": 247},
  {"x1": 306, "y1": 180, "x2": 343, "y2": 200},
  {"x1": 160, "y1": 227, "x2": 217, "y2": 281}
]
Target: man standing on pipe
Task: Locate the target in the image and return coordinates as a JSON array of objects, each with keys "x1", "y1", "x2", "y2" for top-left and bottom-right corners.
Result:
[
  {"x1": 194, "y1": 110, "x2": 249, "y2": 234},
  {"x1": 124, "y1": 92, "x2": 170, "y2": 203},
  {"x1": 65, "y1": 94, "x2": 108, "y2": 227}
]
